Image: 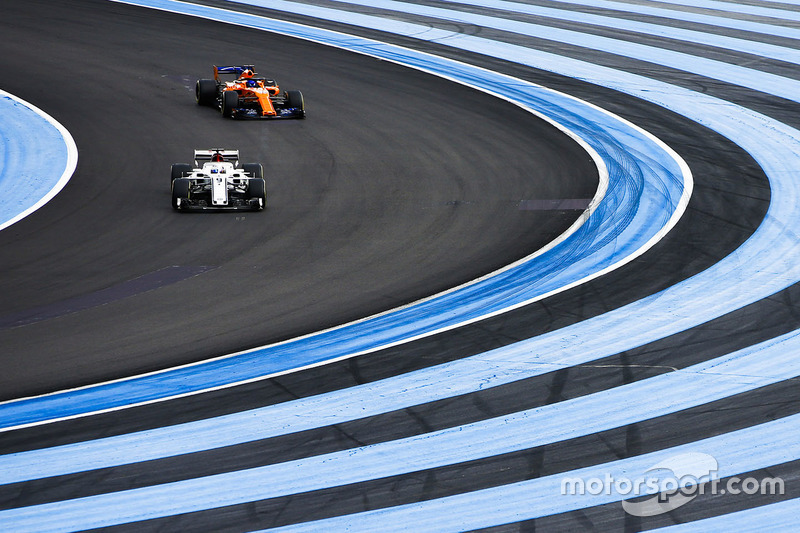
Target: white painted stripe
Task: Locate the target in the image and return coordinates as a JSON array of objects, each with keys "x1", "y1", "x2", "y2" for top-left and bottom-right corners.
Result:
[
  {"x1": 303, "y1": 0, "x2": 800, "y2": 104},
  {"x1": 435, "y1": 0, "x2": 800, "y2": 63},
  {"x1": 4, "y1": 353, "x2": 799, "y2": 529},
  {"x1": 259, "y1": 411, "x2": 800, "y2": 531}
]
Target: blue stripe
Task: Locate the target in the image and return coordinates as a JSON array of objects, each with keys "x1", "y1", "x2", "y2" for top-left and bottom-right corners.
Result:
[
  {"x1": 4, "y1": 349, "x2": 799, "y2": 529},
  {"x1": 4, "y1": 321, "x2": 800, "y2": 486},
  {"x1": 0, "y1": 0, "x2": 687, "y2": 430}
]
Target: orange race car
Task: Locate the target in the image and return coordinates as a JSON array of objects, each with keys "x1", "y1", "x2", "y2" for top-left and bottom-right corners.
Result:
[{"x1": 195, "y1": 65, "x2": 305, "y2": 119}]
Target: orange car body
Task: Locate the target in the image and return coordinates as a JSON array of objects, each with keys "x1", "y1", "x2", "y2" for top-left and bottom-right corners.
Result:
[
  {"x1": 196, "y1": 65, "x2": 305, "y2": 119},
  {"x1": 214, "y1": 66, "x2": 281, "y2": 117}
]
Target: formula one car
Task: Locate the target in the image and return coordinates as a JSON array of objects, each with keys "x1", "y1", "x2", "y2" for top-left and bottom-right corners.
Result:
[
  {"x1": 171, "y1": 149, "x2": 266, "y2": 211},
  {"x1": 195, "y1": 65, "x2": 305, "y2": 119}
]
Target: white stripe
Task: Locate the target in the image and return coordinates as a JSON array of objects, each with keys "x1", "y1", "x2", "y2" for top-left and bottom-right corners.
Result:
[
  {"x1": 517, "y1": 0, "x2": 800, "y2": 40},
  {"x1": 294, "y1": 0, "x2": 800, "y2": 104},
  {"x1": 434, "y1": 0, "x2": 800, "y2": 63},
  {"x1": 263, "y1": 412, "x2": 800, "y2": 531}
]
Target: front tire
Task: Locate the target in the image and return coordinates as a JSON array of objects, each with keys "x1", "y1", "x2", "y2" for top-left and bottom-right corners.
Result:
[
  {"x1": 248, "y1": 178, "x2": 266, "y2": 209},
  {"x1": 285, "y1": 90, "x2": 305, "y2": 118},
  {"x1": 243, "y1": 163, "x2": 263, "y2": 179},
  {"x1": 222, "y1": 91, "x2": 238, "y2": 117},
  {"x1": 196, "y1": 79, "x2": 217, "y2": 106},
  {"x1": 171, "y1": 163, "x2": 192, "y2": 184},
  {"x1": 172, "y1": 178, "x2": 190, "y2": 210}
]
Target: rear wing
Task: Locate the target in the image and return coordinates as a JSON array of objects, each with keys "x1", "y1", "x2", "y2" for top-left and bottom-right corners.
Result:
[
  {"x1": 214, "y1": 65, "x2": 255, "y2": 81},
  {"x1": 194, "y1": 149, "x2": 240, "y2": 166}
]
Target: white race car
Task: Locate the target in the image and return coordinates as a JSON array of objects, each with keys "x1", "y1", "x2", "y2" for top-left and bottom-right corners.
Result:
[{"x1": 170, "y1": 149, "x2": 266, "y2": 211}]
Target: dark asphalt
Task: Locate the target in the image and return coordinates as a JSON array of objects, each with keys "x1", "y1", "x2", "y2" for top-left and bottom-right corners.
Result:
[{"x1": 0, "y1": 0, "x2": 595, "y2": 399}]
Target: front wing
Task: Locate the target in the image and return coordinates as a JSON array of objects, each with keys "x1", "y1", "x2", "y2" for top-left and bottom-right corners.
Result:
[
  {"x1": 175, "y1": 197, "x2": 263, "y2": 211},
  {"x1": 230, "y1": 106, "x2": 305, "y2": 119}
]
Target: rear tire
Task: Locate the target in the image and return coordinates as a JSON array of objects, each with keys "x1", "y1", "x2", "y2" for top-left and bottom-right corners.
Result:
[
  {"x1": 285, "y1": 90, "x2": 305, "y2": 118},
  {"x1": 243, "y1": 163, "x2": 263, "y2": 179},
  {"x1": 222, "y1": 91, "x2": 238, "y2": 117},
  {"x1": 172, "y1": 178, "x2": 190, "y2": 210},
  {"x1": 248, "y1": 178, "x2": 266, "y2": 209},
  {"x1": 196, "y1": 79, "x2": 217, "y2": 106},
  {"x1": 171, "y1": 163, "x2": 192, "y2": 184}
]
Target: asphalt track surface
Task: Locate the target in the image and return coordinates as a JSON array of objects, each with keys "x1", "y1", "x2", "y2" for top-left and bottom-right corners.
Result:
[
  {"x1": 0, "y1": 0, "x2": 599, "y2": 398},
  {"x1": 0, "y1": 0, "x2": 794, "y2": 531}
]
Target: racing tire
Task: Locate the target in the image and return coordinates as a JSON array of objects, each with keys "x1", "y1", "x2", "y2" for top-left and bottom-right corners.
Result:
[
  {"x1": 222, "y1": 91, "x2": 238, "y2": 118},
  {"x1": 171, "y1": 163, "x2": 193, "y2": 184},
  {"x1": 243, "y1": 163, "x2": 263, "y2": 179},
  {"x1": 172, "y1": 178, "x2": 191, "y2": 210},
  {"x1": 248, "y1": 178, "x2": 266, "y2": 210},
  {"x1": 285, "y1": 90, "x2": 305, "y2": 118},
  {"x1": 196, "y1": 79, "x2": 217, "y2": 106}
]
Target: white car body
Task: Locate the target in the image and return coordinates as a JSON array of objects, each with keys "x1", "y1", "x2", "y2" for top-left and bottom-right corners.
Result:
[{"x1": 171, "y1": 149, "x2": 266, "y2": 211}]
